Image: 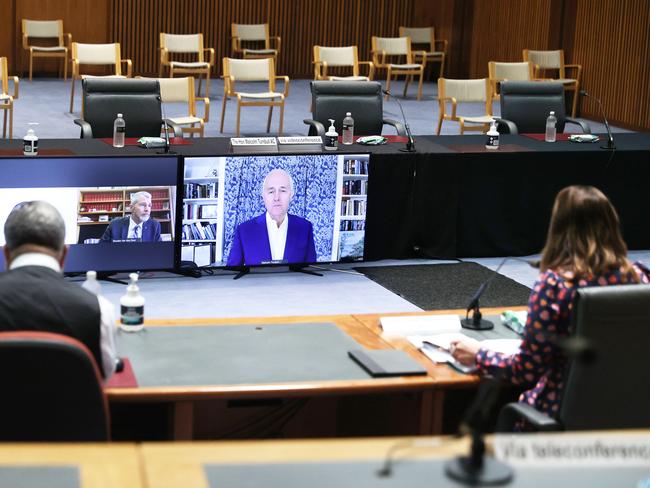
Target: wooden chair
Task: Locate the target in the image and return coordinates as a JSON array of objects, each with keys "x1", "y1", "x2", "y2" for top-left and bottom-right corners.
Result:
[
  {"x1": 157, "y1": 77, "x2": 209, "y2": 137},
  {"x1": 0, "y1": 57, "x2": 19, "y2": 139},
  {"x1": 523, "y1": 49, "x2": 582, "y2": 117},
  {"x1": 371, "y1": 36, "x2": 426, "y2": 100},
  {"x1": 437, "y1": 78, "x2": 493, "y2": 134},
  {"x1": 21, "y1": 19, "x2": 72, "y2": 81},
  {"x1": 220, "y1": 57, "x2": 289, "y2": 137},
  {"x1": 313, "y1": 45, "x2": 374, "y2": 81},
  {"x1": 488, "y1": 61, "x2": 534, "y2": 99},
  {"x1": 70, "y1": 42, "x2": 132, "y2": 113},
  {"x1": 399, "y1": 26, "x2": 447, "y2": 78},
  {"x1": 159, "y1": 33, "x2": 215, "y2": 98},
  {"x1": 231, "y1": 24, "x2": 281, "y2": 63}
]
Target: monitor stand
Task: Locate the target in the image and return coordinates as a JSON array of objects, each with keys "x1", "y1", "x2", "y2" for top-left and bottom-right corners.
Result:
[
  {"x1": 97, "y1": 272, "x2": 128, "y2": 285},
  {"x1": 289, "y1": 264, "x2": 323, "y2": 277},
  {"x1": 232, "y1": 266, "x2": 250, "y2": 280}
]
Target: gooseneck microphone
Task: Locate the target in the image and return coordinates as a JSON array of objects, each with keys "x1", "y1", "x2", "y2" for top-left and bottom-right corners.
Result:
[
  {"x1": 382, "y1": 89, "x2": 416, "y2": 153},
  {"x1": 461, "y1": 257, "x2": 509, "y2": 330},
  {"x1": 580, "y1": 90, "x2": 615, "y2": 150}
]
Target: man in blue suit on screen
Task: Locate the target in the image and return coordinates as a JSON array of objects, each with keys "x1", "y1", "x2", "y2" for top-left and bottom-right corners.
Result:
[
  {"x1": 227, "y1": 169, "x2": 316, "y2": 266},
  {"x1": 101, "y1": 191, "x2": 162, "y2": 243}
]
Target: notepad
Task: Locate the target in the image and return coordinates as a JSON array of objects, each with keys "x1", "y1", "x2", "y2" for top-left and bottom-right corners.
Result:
[{"x1": 379, "y1": 314, "x2": 461, "y2": 336}]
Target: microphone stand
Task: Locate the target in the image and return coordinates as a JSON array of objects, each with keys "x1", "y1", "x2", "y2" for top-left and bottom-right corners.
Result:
[
  {"x1": 158, "y1": 100, "x2": 176, "y2": 155},
  {"x1": 580, "y1": 90, "x2": 615, "y2": 150},
  {"x1": 382, "y1": 90, "x2": 416, "y2": 153},
  {"x1": 461, "y1": 257, "x2": 509, "y2": 331}
]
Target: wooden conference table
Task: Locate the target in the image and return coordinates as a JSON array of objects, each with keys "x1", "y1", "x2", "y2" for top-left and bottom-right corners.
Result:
[{"x1": 105, "y1": 307, "x2": 523, "y2": 440}]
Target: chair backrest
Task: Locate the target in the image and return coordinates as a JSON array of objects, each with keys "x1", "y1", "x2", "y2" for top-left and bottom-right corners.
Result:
[
  {"x1": 559, "y1": 284, "x2": 650, "y2": 430},
  {"x1": 438, "y1": 77, "x2": 489, "y2": 103},
  {"x1": 73, "y1": 42, "x2": 122, "y2": 69},
  {"x1": 223, "y1": 57, "x2": 274, "y2": 85},
  {"x1": 156, "y1": 76, "x2": 193, "y2": 103},
  {"x1": 488, "y1": 61, "x2": 533, "y2": 82},
  {"x1": 372, "y1": 36, "x2": 412, "y2": 57},
  {"x1": 523, "y1": 49, "x2": 564, "y2": 70},
  {"x1": 0, "y1": 331, "x2": 109, "y2": 441},
  {"x1": 314, "y1": 46, "x2": 358, "y2": 68},
  {"x1": 309, "y1": 81, "x2": 386, "y2": 136},
  {"x1": 232, "y1": 23, "x2": 269, "y2": 43},
  {"x1": 22, "y1": 19, "x2": 63, "y2": 43},
  {"x1": 499, "y1": 81, "x2": 567, "y2": 133},
  {"x1": 399, "y1": 26, "x2": 434, "y2": 47},
  {"x1": 0, "y1": 57, "x2": 8, "y2": 94},
  {"x1": 160, "y1": 33, "x2": 203, "y2": 56},
  {"x1": 81, "y1": 78, "x2": 163, "y2": 138}
]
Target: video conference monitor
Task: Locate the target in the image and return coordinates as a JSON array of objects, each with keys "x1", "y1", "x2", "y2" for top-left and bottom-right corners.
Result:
[
  {"x1": 0, "y1": 156, "x2": 180, "y2": 274},
  {"x1": 178, "y1": 153, "x2": 370, "y2": 268}
]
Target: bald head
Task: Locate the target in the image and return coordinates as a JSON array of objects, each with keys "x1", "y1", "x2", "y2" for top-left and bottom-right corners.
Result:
[{"x1": 4, "y1": 201, "x2": 66, "y2": 262}]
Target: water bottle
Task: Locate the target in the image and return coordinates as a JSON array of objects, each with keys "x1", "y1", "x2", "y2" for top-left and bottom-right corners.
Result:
[
  {"x1": 120, "y1": 273, "x2": 145, "y2": 331},
  {"x1": 342, "y1": 112, "x2": 354, "y2": 145},
  {"x1": 23, "y1": 122, "x2": 39, "y2": 156},
  {"x1": 113, "y1": 113, "x2": 126, "y2": 148},
  {"x1": 545, "y1": 111, "x2": 557, "y2": 142},
  {"x1": 81, "y1": 270, "x2": 102, "y2": 295}
]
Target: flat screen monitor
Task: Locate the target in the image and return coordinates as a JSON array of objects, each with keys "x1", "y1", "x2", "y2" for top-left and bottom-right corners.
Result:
[
  {"x1": 0, "y1": 156, "x2": 180, "y2": 274},
  {"x1": 178, "y1": 153, "x2": 370, "y2": 268}
]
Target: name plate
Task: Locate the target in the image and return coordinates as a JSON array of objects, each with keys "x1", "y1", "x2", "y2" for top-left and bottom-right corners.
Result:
[
  {"x1": 230, "y1": 137, "x2": 277, "y2": 146},
  {"x1": 494, "y1": 433, "x2": 650, "y2": 467},
  {"x1": 277, "y1": 136, "x2": 323, "y2": 145}
]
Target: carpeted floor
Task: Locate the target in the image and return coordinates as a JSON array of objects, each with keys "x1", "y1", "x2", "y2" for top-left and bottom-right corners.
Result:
[{"x1": 356, "y1": 262, "x2": 531, "y2": 310}]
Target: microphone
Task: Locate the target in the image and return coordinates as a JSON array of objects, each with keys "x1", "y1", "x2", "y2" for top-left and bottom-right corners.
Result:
[
  {"x1": 580, "y1": 90, "x2": 615, "y2": 150},
  {"x1": 461, "y1": 257, "x2": 509, "y2": 330},
  {"x1": 382, "y1": 89, "x2": 416, "y2": 153},
  {"x1": 158, "y1": 98, "x2": 176, "y2": 155}
]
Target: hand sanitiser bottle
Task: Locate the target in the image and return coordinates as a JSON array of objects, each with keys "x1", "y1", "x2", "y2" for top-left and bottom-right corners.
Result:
[
  {"x1": 485, "y1": 120, "x2": 499, "y2": 150},
  {"x1": 324, "y1": 119, "x2": 338, "y2": 151},
  {"x1": 120, "y1": 273, "x2": 145, "y2": 331},
  {"x1": 23, "y1": 123, "x2": 39, "y2": 156},
  {"x1": 113, "y1": 113, "x2": 126, "y2": 148}
]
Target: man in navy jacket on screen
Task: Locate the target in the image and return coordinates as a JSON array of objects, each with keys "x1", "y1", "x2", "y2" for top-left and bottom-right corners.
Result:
[
  {"x1": 101, "y1": 191, "x2": 161, "y2": 243},
  {"x1": 227, "y1": 169, "x2": 316, "y2": 266}
]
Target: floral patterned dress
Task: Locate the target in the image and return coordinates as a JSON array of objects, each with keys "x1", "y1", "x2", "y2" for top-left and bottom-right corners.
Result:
[{"x1": 475, "y1": 262, "x2": 650, "y2": 420}]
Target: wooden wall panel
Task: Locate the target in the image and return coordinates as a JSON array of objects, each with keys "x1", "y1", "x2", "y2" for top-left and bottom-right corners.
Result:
[
  {"x1": 572, "y1": 0, "x2": 650, "y2": 129},
  {"x1": 111, "y1": 0, "x2": 414, "y2": 79},
  {"x1": 0, "y1": 0, "x2": 15, "y2": 68},
  {"x1": 467, "y1": 0, "x2": 552, "y2": 78}
]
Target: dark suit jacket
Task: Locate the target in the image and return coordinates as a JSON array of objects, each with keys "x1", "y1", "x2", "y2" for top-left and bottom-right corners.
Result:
[
  {"x1": 100, "y1": 216, "x2": 162, "y2": 243},
  {"x1": 227, "y1": 213, "x2": 317, "y2": 266}
]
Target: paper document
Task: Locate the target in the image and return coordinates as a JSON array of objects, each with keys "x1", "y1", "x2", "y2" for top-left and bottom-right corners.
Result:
[{"x1": 379, "y1": 314, "x2": 461, "y2": 336}]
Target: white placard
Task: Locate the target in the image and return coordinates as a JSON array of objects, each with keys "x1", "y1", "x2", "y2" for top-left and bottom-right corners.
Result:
[
  {"x1": 494, "y1": 433, "x2": 650, "y2": 467},
  {"x1": 230, "y1": 137, "x2": 277, "y2": 146},
  {"x1": 277, "y1": 136, "x2": 323, "y2": 145}
]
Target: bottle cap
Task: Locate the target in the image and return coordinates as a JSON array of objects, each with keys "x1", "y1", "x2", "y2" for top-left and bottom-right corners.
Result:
[
  {"x1": 346, "y1": 112, "x2": 351, "y2": 116},
  {"x1": 118, "y1": 113, "x2": 123, "y2": 118},
  {"x1": 86, "y1": 270, "x2": 97, "y2": 279},
  {"x1": 550, "y1": 111, "x2": 555, "y2": 115}
]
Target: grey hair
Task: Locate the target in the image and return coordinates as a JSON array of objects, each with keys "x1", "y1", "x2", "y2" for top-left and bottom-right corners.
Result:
[
  {"x1": 4, "y1": 201, "x2": 66, "y2": 253},
  {"x1": 130, "y1": 191, "x2": 152, "y2": 206},
  {"x1": 261, "y1": 169, "x2": 294, "y2": 195}
]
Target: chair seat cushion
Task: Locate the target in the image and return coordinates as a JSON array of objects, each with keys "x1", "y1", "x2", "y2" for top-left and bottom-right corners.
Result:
[
  {"x1": 461, "y1": 115, "x2": 494, "y2": 124},
  {"x1": 418, "y1": 51, "x2": 445, "y2": 57},
  {"x1": 388, "y1": 63, "x2": 423, "y2": 70},
  {"x1": 31, "y1": 46, "x2": 66, "y2": 52},
  {"x1": 170, "y1": 61, "x2": 210, "y2": 69},
  {"x1": 237, "y1": 91, "x2": 283, "y2": 99},
  {"x1": 243, "y1": 49, "x2": 277, "y2": 55},
  {"x1": 328, "y1": 76, "x2": 370, "y2": 81},
  {"x1": 169, "y1": 116, "x2": 202, "y2": 125}
]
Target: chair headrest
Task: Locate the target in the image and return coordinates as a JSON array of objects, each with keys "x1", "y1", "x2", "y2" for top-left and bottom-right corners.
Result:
[
  {"x1": 83, "y1": 78, "x2": 161, "y2": 95},
  {"x1": 311, "y1": 81, "x2": 382, "y2": 97},
  {"x1": 500, "y1": 81, "x2": 564, "y2": 96}
]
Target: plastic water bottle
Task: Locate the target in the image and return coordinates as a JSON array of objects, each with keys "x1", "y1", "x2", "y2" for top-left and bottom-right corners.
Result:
[
  {"x1": 81, "y1": 270, "x2": 102, "y2": 295},
  {"x1": 545, "y1": 111, "x2": 557, "y2": 142},
  {"x1": 23, "y1": 122, "x2": 39, "y2": 156},
  {"x1": 324, "y1": 118, "x2": 338, "y2": 151},
  {"x1": 342, "y1": 112, "x2": 354, "y2": 145},
  {"x1": 485, "y1": 120, "x2": 499, "y2": 150},
  {"x1": 113, "y1": 113, "x2": 126, "y2": 148},
  {"x1": 120, "y1": 273, "x2": 144, "y2": 331}
]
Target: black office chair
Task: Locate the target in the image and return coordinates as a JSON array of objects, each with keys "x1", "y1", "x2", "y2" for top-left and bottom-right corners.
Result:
[
  {"x1": 496, "y1": 81, "x2": 591, "y2": 134},
  {"x1": 0, "y1": 331, "x2": 110, "y2": 441},
  {"x1": 74, "y1": 78, "x2": 181, "y2": 138},
  {"x1": 496, "y1": 284, "x2": 650, "y2": 432},
  {"x1": 304, "y1": 81, "x2": 406, "y2": 137}
]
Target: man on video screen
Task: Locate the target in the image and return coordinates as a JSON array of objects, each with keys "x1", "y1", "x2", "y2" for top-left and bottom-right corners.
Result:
[
  {"x1": 227, "y1": 169, "x2": 316, "y2": 266},
  {"x1": 101, "y1": 191, "x2": 161, "y2": 243}
]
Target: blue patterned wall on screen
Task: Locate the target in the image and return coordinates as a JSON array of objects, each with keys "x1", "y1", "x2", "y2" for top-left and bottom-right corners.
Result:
[{"x1": 223, "y1": 155, "x2": 338, "y2": 262}]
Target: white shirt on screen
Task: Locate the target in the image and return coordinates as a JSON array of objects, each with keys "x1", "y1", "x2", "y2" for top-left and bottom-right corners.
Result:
[
  {"x1": 265, "y1": 211, "x2": 289, "y2": 261},
  {"x1": 127, "y1": 217, "x2": 142, "y2": 239}
]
